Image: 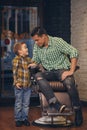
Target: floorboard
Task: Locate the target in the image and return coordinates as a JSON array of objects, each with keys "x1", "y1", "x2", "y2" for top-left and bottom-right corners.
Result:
[{"x1": 0, "y1": 106, "x2": 87, "y2": 130}]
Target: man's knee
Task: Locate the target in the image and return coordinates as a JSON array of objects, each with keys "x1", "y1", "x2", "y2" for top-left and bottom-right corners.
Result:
[{"x1": 63, "y1": 76, "x2": 75, "y2": 89}]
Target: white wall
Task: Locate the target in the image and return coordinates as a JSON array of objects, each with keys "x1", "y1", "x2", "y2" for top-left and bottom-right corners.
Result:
[{"x1": 71, "y1": 0, "x2": 87, "y2": 101}]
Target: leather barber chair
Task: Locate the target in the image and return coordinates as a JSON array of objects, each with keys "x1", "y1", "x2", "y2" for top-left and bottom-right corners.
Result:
[{"x1": 30, "y1": 65, "x2": 79, "y2": 127}]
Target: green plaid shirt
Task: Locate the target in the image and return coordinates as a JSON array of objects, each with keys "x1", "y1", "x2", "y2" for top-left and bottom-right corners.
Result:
[
  {"x1": 32, "y1": 35, "x2": 79, "y2": 71},
  {"x1": 12, "y1": 56, "x2": 33, "y2": 87}
]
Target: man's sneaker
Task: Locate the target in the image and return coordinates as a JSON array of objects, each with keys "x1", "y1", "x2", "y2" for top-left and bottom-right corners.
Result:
[
  {"x1": 75, "y1": 109, "x2": 83, "y2": 126},
  {"x1": 15, "y1": 121, "x2": 23, "y2": 127},
  {"x1": 23, "y1": 119, "x2": 30, "y2": 126},
  {"x1": 59, "y1": 104, "x2": 66, "y2": 113},
  {"x1": 47, "y1": 107, "x2": 58, "y2": 114}
]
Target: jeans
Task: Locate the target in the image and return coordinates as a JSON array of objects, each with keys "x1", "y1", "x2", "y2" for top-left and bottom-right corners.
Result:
[
  {"x1": 14, "y1": 87, "x2": 31, "y2": 121},
  {"x1": 34, "y1": 69, "x2": 81, "y2": 108}
]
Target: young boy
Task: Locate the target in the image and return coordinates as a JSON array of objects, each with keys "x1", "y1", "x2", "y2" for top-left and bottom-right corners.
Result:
[{"x1": 12, "y1": 42, "x2": 35, "y2": 127}]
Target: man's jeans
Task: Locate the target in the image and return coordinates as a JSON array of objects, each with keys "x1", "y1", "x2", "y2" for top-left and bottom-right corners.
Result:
[
  {"x1": 14, "y1": 87, "x2": 31, "y2": 121},
  {"x1": 34, "y1": 69, "x2": 81, "y2": 108}
]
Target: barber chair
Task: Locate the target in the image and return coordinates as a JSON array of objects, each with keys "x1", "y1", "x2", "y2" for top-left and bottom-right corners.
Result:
[{"x1": 30, "y1": 65, "x2": 79, "y2": 127}]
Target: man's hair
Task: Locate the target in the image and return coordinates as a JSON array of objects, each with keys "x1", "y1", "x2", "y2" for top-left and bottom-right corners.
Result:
[
  {"x1": 31, "y1": 26, "x2": 47, "y2": 37},
  {"x1": 13, "y1": 42, "x2": 25, "y2": 55}
]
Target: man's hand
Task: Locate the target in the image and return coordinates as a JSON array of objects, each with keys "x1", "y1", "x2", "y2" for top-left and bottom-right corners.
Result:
[
  {"x1": 61, "y1": 57, "x2": 78, "y2": 81},
  {"x1": 61, "y1": 70, "x2": 73, "y2": 81}
]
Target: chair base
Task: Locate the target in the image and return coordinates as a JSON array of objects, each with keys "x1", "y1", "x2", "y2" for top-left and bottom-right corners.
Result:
[{"x1": 32, "y1": 116, "x2": 73, "y2": 127}]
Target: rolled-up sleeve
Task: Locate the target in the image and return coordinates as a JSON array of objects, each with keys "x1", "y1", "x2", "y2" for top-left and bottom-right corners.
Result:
[{"x1": 57, "y1": 38, "x2": 79, "y2": 59}]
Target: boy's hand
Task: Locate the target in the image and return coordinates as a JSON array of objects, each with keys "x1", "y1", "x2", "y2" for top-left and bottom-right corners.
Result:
[
  {"x1": 28, "y1": 63, "x2": 37, "y2": 68},
  {"x1": 16, "y1": 83, "x2": 22, "y2": 89}
]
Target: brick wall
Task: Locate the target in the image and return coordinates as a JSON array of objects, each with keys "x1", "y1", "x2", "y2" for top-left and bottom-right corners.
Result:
[{"x1": 71, "y1": 0, "x2": 87, "y2": 101}]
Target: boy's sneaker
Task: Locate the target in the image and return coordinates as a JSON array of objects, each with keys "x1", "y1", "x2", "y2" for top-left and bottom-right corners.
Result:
[
  {"x1": 15, "y1": 121, "x2": 23, "y2": 127},
  {"x1": 23, "y1": 119, "x2": 30, "y2": 126}
]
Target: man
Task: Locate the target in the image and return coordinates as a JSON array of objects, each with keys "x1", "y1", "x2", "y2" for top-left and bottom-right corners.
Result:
[{"x1": 31, "y1": 26, "x2": 83, "y2": 126}]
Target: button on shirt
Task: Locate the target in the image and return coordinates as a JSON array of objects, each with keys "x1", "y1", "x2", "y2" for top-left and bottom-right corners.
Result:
[{"x1": 32, "y1": 35, "x2": 79, "y2": 71}]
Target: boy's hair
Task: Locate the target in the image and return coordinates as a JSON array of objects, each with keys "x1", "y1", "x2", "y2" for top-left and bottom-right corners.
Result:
[
  {"x1": 31, "y1": 26, "x2": 47, "y2": 37},
  {"x1": 13, "y1": 42, "x2": 25, "y2": 55}
]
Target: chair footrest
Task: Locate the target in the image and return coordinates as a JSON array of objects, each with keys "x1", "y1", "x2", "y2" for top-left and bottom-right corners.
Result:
[{"x1": 47, "y1": 111, "x2": 74, "y2": 116}]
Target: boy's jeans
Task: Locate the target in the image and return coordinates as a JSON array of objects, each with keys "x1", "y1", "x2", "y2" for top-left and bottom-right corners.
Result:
[{"x1": 14, "y1": 87, "x2": 31, "y2": 121}]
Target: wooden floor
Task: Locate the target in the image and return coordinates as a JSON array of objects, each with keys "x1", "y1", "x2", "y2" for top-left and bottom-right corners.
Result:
[{"x1": 0, "y1": 105, "x2": 87, "y2": 130}]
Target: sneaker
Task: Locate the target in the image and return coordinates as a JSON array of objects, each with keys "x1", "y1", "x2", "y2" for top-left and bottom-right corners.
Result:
[
  {"x1": 75, "y1": 109, "x2": 83, "y2": 126},
  {"x1": 59, "y1": 104, "x2": 66, "y2": 113},
  {"x1": 15, "y1": 121, "x2": 23, "y2": 127},
  {"x1": 47, "y1": 107, "x2": 58, "y2": 114},
  {"x1": 23, "y1": 119, "x2": 30, "y2": 126}
]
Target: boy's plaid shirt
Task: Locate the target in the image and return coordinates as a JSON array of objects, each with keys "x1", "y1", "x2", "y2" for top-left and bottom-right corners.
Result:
[{"x1": 12, "y1": 56, "x2": 33, "y2": 87}]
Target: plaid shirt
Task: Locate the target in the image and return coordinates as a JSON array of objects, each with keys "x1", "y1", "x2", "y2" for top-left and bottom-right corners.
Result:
[
  {"x1": 32, "y1": 35, "x2": 79, "y2": 71},
  {"x1": 12, "y1": 56, "x2": 34, "y2": 87}
]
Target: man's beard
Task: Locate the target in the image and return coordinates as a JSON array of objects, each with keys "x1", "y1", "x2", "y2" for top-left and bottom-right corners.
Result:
[{"x1": 39, "y1": 42, "x2": 45, "y2": 48}]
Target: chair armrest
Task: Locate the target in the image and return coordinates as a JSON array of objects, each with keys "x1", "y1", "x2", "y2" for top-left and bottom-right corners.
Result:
[{"x1": 75, "y1": 66, "x2": 80, "y2": 72}]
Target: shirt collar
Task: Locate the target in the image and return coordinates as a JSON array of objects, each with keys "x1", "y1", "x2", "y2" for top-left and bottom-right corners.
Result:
[
  {"x1": 48, "y1": 35, "x2": 52, "y2": 47},
  {"x1": 17, "y1": 55, "x2": 27, "y2": 60}
]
